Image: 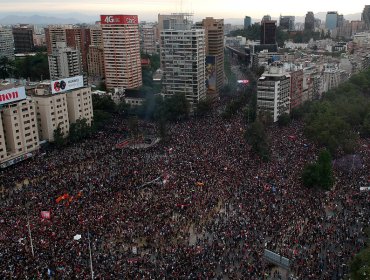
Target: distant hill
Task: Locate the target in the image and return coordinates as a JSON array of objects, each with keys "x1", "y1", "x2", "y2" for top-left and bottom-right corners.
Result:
[{"x1": 0, "y1": 14, "x2": 92, "y2": 25}]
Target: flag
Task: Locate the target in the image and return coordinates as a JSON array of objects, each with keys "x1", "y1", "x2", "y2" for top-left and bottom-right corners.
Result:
[
  {"x1": 41, "y1": 211, "x2": 51, "y2": 219},
  {"x1": 56, "y1": 193, "x2": 69, "y2": 203},
  {"x1": 196, "y1": 182, "x2": 204, "y2": 187}
]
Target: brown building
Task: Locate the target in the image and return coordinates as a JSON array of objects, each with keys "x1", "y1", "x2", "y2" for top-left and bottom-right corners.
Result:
[
  {"x1": 289, "y1": 69, "x2": 303, "y2": 110},
  {"x1": 196, "y1": 17, "x2": 224, "y2": 99}
]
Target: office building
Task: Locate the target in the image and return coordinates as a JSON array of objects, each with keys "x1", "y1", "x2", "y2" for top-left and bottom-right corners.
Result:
[
  {"x1": 244, "y1": 16, "x2": 252, "y2": 29},
  {"x1": 262, "y1": 15, "x2": 272, "y2": 22},
  {"x1": 0, "y1": 28, "x2": 14, "y2": 60},
  {"x1": 362, "y1": 5, "x2": 370, "y2": 29},
  {"x1": 48, "y1": 42, "x2": 83, "y2": 80},
  {"x1": 141, "y1": 24, "x2": 157, "y2": 55},
  {"x1": 257, "y1": 65, "x2": 290, "y2": 122},
  {"x1": 337, "y1": 14, "x2": 344, "y2": 28},
  {"x1": 12, "y1": 26, "x2": 34, "y2": 53},
  {"x1": 101, "y1": 15, "x2": 142, "y2": 90},
  {"x1": 305, "y1": 12, "x2": 315, "y2": 31},
  {"x1": 160, "y1": 15, "x2": 206, "y2": 105},
  {"x1": 326, "y1": 12, "x2": 338, "y2": 30},
  {"x1": 280, "y1": 16, "x2": 295, "y2": 31},
  {"x1": 261, "y1": 20, "x2": 277, "y2": 44},
  {"x1": 157, "y1": 13, "x2": 187, "y2": 39},
  {"x1": 196, "y1": 17, "x2": 224, "y2": 98}
]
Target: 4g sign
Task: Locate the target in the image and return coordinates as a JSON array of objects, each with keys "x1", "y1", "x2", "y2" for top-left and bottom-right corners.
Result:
[{"x1": 100, "y1": 15, "x2": 138, "y2": 25}]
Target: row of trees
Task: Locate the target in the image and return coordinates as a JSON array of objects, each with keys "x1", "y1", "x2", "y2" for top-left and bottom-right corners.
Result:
[
  {"x1": 0, "y1": 54, "x2": 50, "y2": 81},
  {"x1": 53, "y1": 118, "x2": 93, "y2": 147}
]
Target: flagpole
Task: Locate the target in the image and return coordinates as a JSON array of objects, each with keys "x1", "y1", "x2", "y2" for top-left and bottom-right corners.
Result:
[
  {"x1": 87, "y1": 230, "x2": 94, "y2": 279},
  {"x1": 26, "y1": 210, "x2": 35, "y2": 257}
]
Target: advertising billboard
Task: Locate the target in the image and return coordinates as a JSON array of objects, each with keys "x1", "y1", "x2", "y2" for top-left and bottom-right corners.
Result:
[
  {"x1": 0, "y1": 86, "x2": 26, "y2": 106},
  {"x1": 51, "y1": 76, "x2": 84, "y2": 94},
  {"x1": 205, "y1": 56, "x2": 216, "y2": 94},
  {"x1": 100, "y1": 15, "x2": 139, "y2": 25}
]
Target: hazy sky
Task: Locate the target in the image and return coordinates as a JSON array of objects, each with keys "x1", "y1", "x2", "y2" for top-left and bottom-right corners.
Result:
[{"x1": 1, "y1": 0, "x2": 368, "y2": 21}]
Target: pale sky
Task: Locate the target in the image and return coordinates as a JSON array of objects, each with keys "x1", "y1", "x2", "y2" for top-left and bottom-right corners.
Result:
[{"x1": 0, "y1": 0, "x2": 368, "y2": 21}]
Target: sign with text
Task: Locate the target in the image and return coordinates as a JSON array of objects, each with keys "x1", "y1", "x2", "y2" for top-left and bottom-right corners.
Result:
[
  {"x1": 0, "y1": 86, "x2": 26, "y2": 105},
  {"x1": 51, "y1": 76, "x2": 84, "y2": 94},
  {"x1": 100, "y1": 15, "x2": 138, "y2": 25}
]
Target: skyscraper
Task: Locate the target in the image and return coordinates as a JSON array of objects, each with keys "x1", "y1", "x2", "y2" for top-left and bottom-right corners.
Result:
[
  {"x1": 196, "y1": 17, "x2": 224, "y2": 99},
  {"x1": 244, "y1": 16, "x2": 252, "y2": 29},
  {"x1": 160, "y1": 15, "x2": 206, "y2": 105},
  {"x1": 304, "y1": 12, "x2": 315, "y2": 31},
  {"x1": 326, "y1": 12, "x2": 338, "y2": 30},
  {"x1": 0, "y1": 28, "x2": 14, "y2": 60},
  {"x1": 100, "y1": 15, "x2": 142, "y2": 90},
  {"x1": 261, "y1": 20, "x2": 277, "y2": 44},
  {"x1": 362, "y1": 5, "x2": 370, "y2": 29},
  {"x1": 279, "y1": 16, "x2": 295, "y2": 31},
  {"x1": 12, "y1": 25, "x2": 34, "y2": 53}
]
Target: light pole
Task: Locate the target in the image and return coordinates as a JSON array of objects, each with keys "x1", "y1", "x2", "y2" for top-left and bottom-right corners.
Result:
[
  {"x1": 87, "y1": 230, "x2": 94, "y2": 280},
  {"x1": 25, "y1": 202, "x2": 35, "y2": 257}
]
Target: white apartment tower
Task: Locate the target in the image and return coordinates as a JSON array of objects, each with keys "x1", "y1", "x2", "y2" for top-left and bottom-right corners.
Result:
[
  {"x1": 48, "y1": 42, "x2": 83, "y2": 80},
  {"x1": 257, "y1": 65, "x2": 291, "y2": 122},
  {"x1": 66, "y1": 87, "x2": 93, "y2": 125},
  {"x1": 141, "y1": 24, "x2": 157, "y2": 55},
  {"x1": 101, "y1": 15, "x2": 142, "y2": 90},
  {"x1": 160, "y1": 15, "x2": 206, "y2": 105}
]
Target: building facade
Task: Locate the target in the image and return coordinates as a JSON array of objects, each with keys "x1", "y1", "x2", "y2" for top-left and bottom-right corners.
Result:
[
  {"x1": 326, "y1": 12, "x2": 338, "y2": 30},
  {"x1": 33, "y1": 86, "x2": 70, "y2": 141},
  {"x1": 160, "y1": 20, "x2": 206, "y2": 105},
  {"x1": 0, "y1": 93, "x2": 39, "y2": 166},
  {"x1": 12, "y1": 26, "x2": 34, "y2": 54},
  {"x1": 261, "y1": 20, "x2": 277, "y2": 45},
  {"x1": 289, "y1": 69, "x2": 303, "y2": 110},
  {"x1": 257, "y1": 66, "x2": 291, "y2": 122},
  {"x1": 196, "y1": 17, "x2": 224, "y2": 98},
  {"x1": 101, "y1": 15, "x2": 142, "y2": 90},
  {"x1": 244, "y1": 16, "x2": 252, "y2": 29},
  {"x1": 305, "y1": 12, "x2": 315, "y2": 31},
  {"x1": 0, "y1": 28, "x2": 14, "y2": 60},
  {"x1": 141, "y1": 24, "x2": 157, "y2": 55},
  {"x1": 280, "y1": 16, "x2": 295, "y2": 31},
  {"x1": 48, "y1": 42, "x2": 83, "y2": 80},
  {"x1": 66, "y1": 87, "x2": 93, "y2": 125},
  {"x1": 362, "y1": 5, "x2": 370, "y2": 29}
]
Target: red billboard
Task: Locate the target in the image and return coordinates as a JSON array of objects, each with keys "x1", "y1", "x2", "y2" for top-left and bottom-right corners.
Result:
[{"x1": 100, "y1": 15, "x2": 138, "y2": 25}]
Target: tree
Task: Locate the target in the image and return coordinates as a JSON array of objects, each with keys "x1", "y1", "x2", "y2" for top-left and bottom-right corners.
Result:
[
  {"x1": 69, "y1": 118, "x2": 91, "y2": 143},
  {"x1": 302, "y1": 149, "x2": 333, "y2": 190},
  {"x1": 0, "y1": 56, "x2": 14, "y2": 79},
  {"x1": 277, "y1": 113, "x2": 291, "y2": 127},
  {"x1": 195, "y1": 97, "x2": 213, "y2": 117},
  {"x1": 156, "y1": 117, "x2": 168, "y2": 141},
  {"x1": 362, "y1": 112, "x2": 370, "y2": 137},
  {"x1": 53, "y1": 123, "x2": 66, "y2": 147},
  {"x1": 349, "y1": 228, "x2": 370, "y2": 280},
  {"x1": 245, "y1": 121, "x2": 270, "y2": 161},
  {"x1": 128, "y1": 116, "x2": 139, "y2": 138}
]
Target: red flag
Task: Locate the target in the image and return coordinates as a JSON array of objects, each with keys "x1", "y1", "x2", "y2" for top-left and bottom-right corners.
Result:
[{"x1": 41, "y1": 211, "x2": 51, "y2": 219}]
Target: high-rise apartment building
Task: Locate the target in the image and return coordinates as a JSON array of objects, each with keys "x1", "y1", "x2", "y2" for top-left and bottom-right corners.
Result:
[
  {"x1": 289, "y1": 69, "x2": 303, "y2": 110},
  {"x1": 48, "y1": 42, "x2": 83, "y2": 80},
  {"x1": 280, "y1": 16, "x2": 295, "y2": 31},
  {"x1": 304, "y1": 12, "x2": 315, "y2": 31},
  {"x1": 0, "y1": 28, "x2": 14, "y2": 60},
  {"x1": 66, "y1": 87, "x2": 93, "y2": 125},
  {"x1": 261, "y1": 20, "x2": 277, "y2": 45},
  {"x1": 326, "y1": 12, "x2": 338, "y2": 30},
  {"x1": 100, "y1": 15, "x2": 142, "y2": 90},
  {"x1": 244, "y1": 16, "x2": 252, "y2": 29},
  {"x1": 87, "y1": 25, "x2": 104, "y2": 78},
  {"x1": 0, "y1": 86, "x2": 39, "y2": 166},
  {"x1": 196, "y1": 17, "x2": 224, "y2": 98},
  {"x1": 160, "y1": 15, "x2": 206, "y2": 105},
  {"x1": 362, "y1": 5, "x2": 370, "y2": 29},
  {"x1": 12, "y1": 26, "x2": 34, "y2": 53},
  {"x1": 45, "y1": 25, "x2": 74, "y2": 54},
  {"x1": 66, "y1": 28, "x2": 91, "y2": 73},
  {"x1": 257, "y1": 65, "x2": 290, "y2": 122},
  {"x1": 141, "y1": 24, "x2": 157, "y2": 55}
]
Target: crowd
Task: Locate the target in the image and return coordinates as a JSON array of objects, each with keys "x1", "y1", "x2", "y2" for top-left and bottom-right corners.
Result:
[{"x1": 0, "y1": 111, "x2": 369, "y2": 279}]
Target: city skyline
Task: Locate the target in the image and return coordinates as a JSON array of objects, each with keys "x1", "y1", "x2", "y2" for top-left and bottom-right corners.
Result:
[{"x1": 0, "y1": 0, "x2": 368, "y2": 22}]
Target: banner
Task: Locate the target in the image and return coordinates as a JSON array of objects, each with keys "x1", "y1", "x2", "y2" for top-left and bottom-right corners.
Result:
[
  {"x1": 51, "y1": 76, "x2": 84, "y2": 94},
  {"x1": 41, "y1": 211, "x2": 51, "y2": 219},
  {"x1": 100, "y1": 15, "x2": 138, "y2": 25},
  {"x1": 0, "y1": 86, "x2": 26, "y2": 105}
]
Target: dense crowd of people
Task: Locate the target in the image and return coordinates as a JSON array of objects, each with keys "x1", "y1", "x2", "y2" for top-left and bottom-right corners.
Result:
[{"x1": 0, "y1": 111, "x2": 369, "y2": 279}]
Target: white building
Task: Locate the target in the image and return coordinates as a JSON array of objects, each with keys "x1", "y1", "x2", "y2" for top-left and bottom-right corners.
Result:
[
  {"x1": 322, "y1": 64, "x2": 347, "y2": 93},
  {"x1": 141, "y1": 24, "x2": 157, "y2": 54},
  {"x1": 66, "y1": 87, "x2": 93, "y2": 125},
  {"x1": 257, "y1": 65, "x2": 291, "y2": 122},
  {"x1": 160, "y1": 16, "x2": 206, "y2": 105},
  {"x1": 0, "y1": 28, "x2": 14, "y2": 60},
  {"x1": 48, "y1": 42, "x2": 83, "y2": 80}
]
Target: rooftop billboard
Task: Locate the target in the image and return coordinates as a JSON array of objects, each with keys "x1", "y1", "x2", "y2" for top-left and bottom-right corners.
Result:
[
  {"x1": 0, "y1": 86, "x2": 26, "y2": 106},
  {"x1": 51, "y1": 76, "x2": 84, "y2": 94},
  {"x1": 100, "y1": 15, "x2": 138, "y2": 25}
]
